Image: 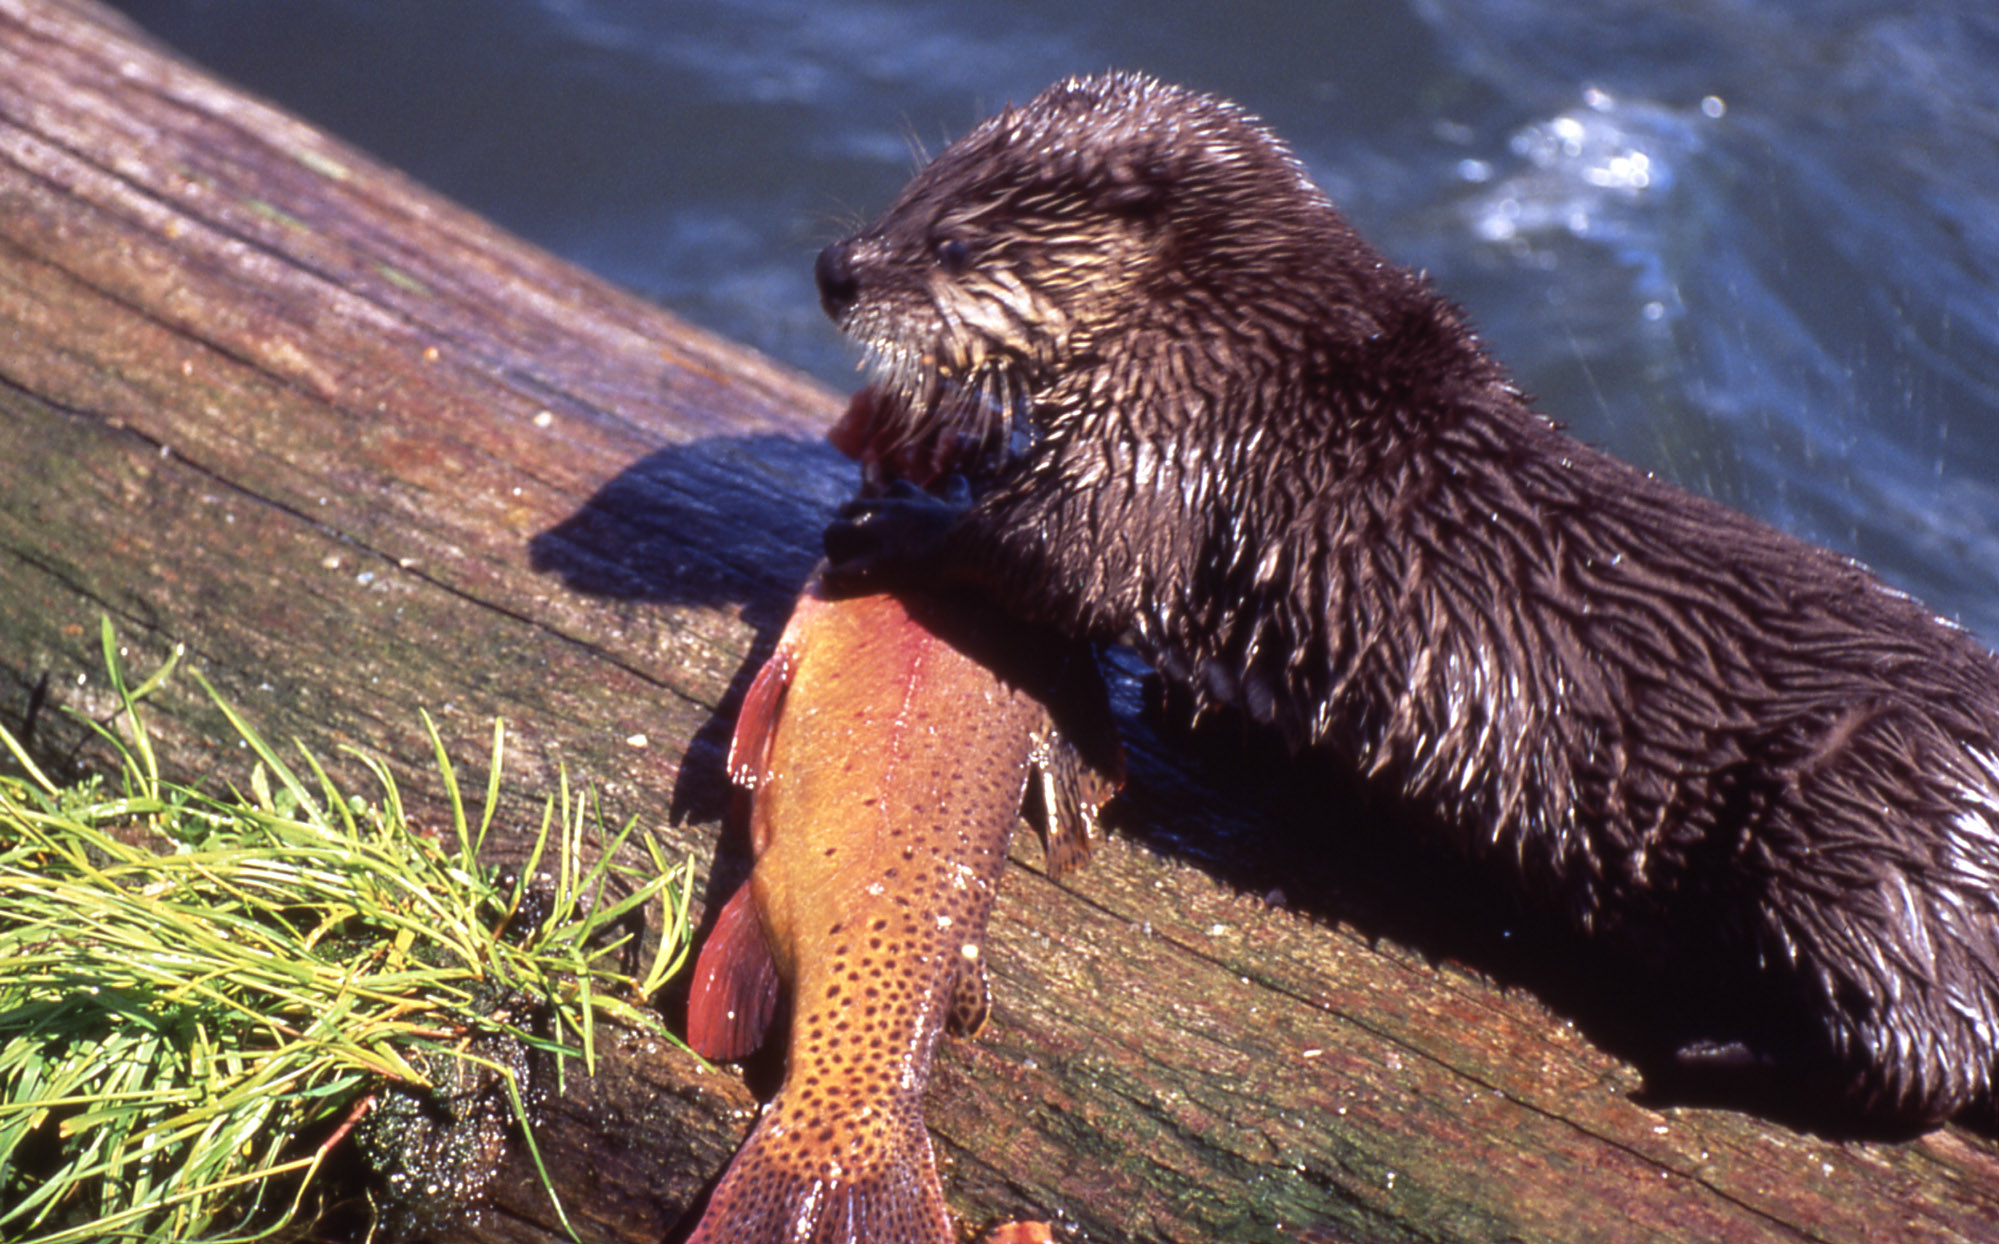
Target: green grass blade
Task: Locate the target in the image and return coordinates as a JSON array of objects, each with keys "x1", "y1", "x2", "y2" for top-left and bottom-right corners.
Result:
[{"x1": 0, "y1": 622, "x2": 697, "y2": 1243}]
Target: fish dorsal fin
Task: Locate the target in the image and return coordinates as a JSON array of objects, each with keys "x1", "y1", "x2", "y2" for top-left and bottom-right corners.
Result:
[
  {"x1": 686, "y1": 882, "x2": 781, "y2": 1061},
  {"x1": 1030, "y1": 724, "x2": 1123, "y2": 879},
  {"x1": 946, "y1": 948, "x2": 992, "y2": 1039}
]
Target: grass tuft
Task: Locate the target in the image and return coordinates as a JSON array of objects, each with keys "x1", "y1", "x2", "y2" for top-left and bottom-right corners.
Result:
[{"x1": 0, "y1": 621, "x2": 694, "y2": 1242}]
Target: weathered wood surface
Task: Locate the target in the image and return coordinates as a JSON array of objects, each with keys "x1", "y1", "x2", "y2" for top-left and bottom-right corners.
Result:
[{"x1": 2, "y1": 2, "x2": 1997, "y2": 1241}]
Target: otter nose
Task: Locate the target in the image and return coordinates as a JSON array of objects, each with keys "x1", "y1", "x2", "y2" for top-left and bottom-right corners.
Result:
[{"x1": 815, "y1": 240, "x2": 860, "y2": 321}]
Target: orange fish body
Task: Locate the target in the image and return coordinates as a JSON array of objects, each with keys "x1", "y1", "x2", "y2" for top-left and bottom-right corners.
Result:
[{"x1": 685, "y1": 581, "x2": 1118, "y2": 1243}]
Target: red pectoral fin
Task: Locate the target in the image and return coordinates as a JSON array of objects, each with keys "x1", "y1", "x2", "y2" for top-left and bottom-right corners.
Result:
[
  {"x1": 686, "y1": 882, "x2": 781, "y2": 1061},
  {"x1": 727, "y1": 645, "x2": 795, "y2": 794},
  {"x1": 727, "y1": 588, "x2": 839, "y2": 793}
]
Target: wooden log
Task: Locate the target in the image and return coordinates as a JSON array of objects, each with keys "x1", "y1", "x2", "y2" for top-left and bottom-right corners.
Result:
[{"x1": 2, "y1": 2, "x2": 1995, "y2": 1240}]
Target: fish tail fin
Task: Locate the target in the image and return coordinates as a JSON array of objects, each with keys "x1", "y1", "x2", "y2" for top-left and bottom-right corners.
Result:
[
  {"x1": 684, "y1": 1106, "x2": 952, "y2": 1244},
  {"x1": 686, "y1": 881, "x2": 781, "y2": 1061}
]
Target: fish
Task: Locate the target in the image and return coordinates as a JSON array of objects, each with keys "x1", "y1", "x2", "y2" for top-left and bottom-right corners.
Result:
[{"x1": 682, "y1": 573, "x2": 1122, "y2": 1244}]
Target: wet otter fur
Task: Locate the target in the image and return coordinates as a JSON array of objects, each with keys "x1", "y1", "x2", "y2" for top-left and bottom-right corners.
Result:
[{"x1": 815, "y1": 71, "x2": 1999, "y2": 1126}]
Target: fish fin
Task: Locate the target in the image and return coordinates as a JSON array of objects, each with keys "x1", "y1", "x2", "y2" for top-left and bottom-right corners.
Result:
[
  {"x1": 684, "y1": 1104, "x2": 952, "y2": 1244},
  {"x1": 728, "y1": 644, "x2": 795, "y2": 793},
  {"x1": 1027, "y1": 641, "x2": 1125, "y2": 878},
  {"x1": 1030, "y1": 723, "x2": 1123, "y2": 879},
  {"x1": 730, "y1": 587, "x2": 839, "y2": 791},
  {"x1": 686, "y1": 882, "x2": 781, "y2": 1061},
  {"x1": 946, "y1": 951, "x2": 992, "y2": 1039}
]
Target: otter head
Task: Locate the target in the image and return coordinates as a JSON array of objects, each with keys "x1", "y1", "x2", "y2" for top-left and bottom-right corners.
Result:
[{"x1": 816, "y1": 72, "x2": 1352, "y2": 472}]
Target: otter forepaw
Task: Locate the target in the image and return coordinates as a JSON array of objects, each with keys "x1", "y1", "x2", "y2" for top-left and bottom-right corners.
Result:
[{"x1": 823, "y1": 476, "x2": 970, "y2": 590}]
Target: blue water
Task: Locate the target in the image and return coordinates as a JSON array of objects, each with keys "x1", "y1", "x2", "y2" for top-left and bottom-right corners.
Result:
[{"x1": 111, "y1": 0, "x2": 1999, "y2": 640}]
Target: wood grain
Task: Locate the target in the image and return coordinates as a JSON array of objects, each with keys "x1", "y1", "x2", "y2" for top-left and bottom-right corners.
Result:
[{"x1": 2, "y1": 2, "x2": 1995, "y2": 1240}]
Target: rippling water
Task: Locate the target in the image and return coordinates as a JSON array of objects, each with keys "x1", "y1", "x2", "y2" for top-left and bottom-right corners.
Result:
[{"x1": 112, "y1": 0, "x2": 1999, "y2": 640}]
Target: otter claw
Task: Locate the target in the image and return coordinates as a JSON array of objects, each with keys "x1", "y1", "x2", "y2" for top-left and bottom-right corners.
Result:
[{"x1": 823, "y1": 477, "x2": 970, "y2": 588}]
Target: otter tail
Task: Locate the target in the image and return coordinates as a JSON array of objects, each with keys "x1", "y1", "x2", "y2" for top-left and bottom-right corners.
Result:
[{"x1": 682, "y1": 1106, "x2": 951, "y2": 1244}]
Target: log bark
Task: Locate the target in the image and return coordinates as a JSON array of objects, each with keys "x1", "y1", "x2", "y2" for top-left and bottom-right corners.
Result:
[{"x1": 2, "y1": 2, "x2": 1996, "y2": 1241}]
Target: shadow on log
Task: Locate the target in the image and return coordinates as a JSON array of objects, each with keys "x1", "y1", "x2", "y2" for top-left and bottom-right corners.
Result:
[{"x1": 2, "y1": 2, "x2": 1997, "y2": 1240}]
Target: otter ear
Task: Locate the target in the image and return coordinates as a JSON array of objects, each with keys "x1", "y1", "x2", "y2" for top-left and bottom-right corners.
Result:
[
  {"x1": 1105, "y1": 180, "x2": 1166, "y2": 216},
  {"x1": 1102, "y1": 163, "x2": 1168, "y2": 216},
  {"x1": 1065, "y1": 146, "x2": 1171, "y2": 217}
]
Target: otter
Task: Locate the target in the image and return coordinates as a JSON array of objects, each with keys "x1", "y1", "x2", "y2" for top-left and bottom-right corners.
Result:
[{"x1": 814, "y1": 71, "x2": 1999, "y2": 1127}]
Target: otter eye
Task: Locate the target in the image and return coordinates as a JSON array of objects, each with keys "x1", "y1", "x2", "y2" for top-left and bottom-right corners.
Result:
[{"x1": 934, "y1": 237, "x2": 972, "y2": 275}]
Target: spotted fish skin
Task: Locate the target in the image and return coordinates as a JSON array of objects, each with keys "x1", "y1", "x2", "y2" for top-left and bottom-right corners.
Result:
[{"x1": 685, "y1": 580, "x2": 1119, "y2": 1244}]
